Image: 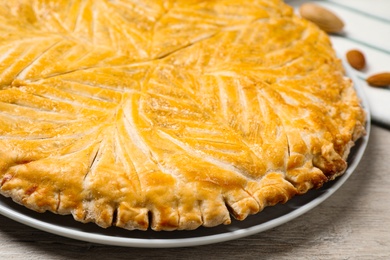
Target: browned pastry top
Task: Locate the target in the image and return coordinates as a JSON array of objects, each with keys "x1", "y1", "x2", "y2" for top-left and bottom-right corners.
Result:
[{"x1": 0, "y1": 0, "x2": 366, "y2": 231}]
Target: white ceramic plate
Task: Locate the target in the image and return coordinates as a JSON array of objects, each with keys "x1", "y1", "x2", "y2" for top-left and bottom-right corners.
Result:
[{"x1": 0, "y1": 61, "x2": 371, "y2": 248}]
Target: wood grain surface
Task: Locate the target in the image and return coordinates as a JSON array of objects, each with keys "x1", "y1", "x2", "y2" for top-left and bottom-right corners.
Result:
[{"x1": 0, "y1": 124, "x2": 389, "y2": 260}]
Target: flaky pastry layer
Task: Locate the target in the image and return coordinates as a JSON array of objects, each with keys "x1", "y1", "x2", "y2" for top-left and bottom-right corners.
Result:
[{"x1": 0, "y1": 0, "x2": 366, "y2": 231}]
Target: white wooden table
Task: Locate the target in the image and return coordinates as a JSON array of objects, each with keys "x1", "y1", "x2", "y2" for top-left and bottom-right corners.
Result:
[{"x1": 1, "y1": 1, "x2": 390, "y2": 259}]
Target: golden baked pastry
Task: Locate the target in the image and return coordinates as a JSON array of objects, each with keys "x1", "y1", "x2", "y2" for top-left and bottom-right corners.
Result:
[{"x1": 0, "y1": 0, "x2": 366, "y2": 231}]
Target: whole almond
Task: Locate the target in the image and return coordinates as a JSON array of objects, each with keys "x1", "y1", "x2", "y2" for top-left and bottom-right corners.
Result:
[
  {"x1": 366, "y1": 72, "x2": 390, "y2": 87},
  {"x1": 299, "y1": 3, "x2": 344, "y2": 33},
  {"x1": 346, "y1": 50, "x2": 366, "y2": 70}
]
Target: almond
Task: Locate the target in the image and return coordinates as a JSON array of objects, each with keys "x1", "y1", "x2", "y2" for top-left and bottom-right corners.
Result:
[
  {"x1": 366, "y1": 72, "x2": 390, "y2": 87},
  {"x1": 346, "y1": 50, "x2": 366, "y2": 70},
  {"x1": 299, "y1": 3, "x2": 344, "y2": 33}
]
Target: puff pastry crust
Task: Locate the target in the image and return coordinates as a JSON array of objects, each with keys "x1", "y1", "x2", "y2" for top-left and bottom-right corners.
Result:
[{"x1": 0, "y1": 0, "x2": 366, "y2": 231}]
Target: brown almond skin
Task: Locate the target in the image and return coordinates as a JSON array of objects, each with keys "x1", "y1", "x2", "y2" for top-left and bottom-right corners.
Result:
[
  {"x1": 299, "y1": 3, "x2": 344, "y2": 33},
  {"x1": 366, "y1": 72, "x2": 390, "y2": 87},
  {"x1": 346, "y1": 50, "x2": 366, "y2": 70}
]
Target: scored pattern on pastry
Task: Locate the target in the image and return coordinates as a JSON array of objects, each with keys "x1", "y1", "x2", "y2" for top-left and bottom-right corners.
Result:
[{"x1": 0, "y1": 0, "x2": 366, "y2": 231}]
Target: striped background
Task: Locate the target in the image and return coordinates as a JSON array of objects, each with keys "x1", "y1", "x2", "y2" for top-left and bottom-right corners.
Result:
[{"x1": 287, "y1": 0, "x2": 390, "y2": 127}]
